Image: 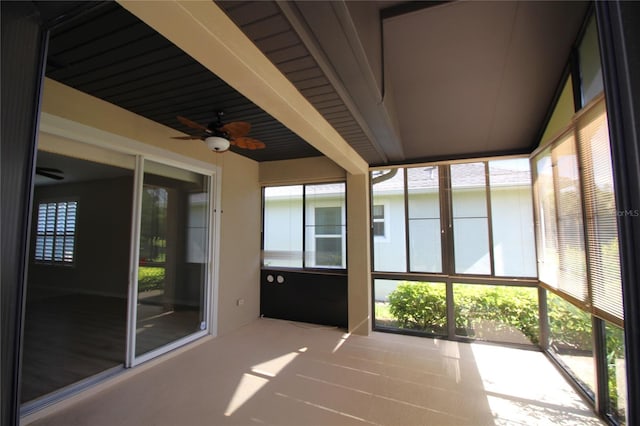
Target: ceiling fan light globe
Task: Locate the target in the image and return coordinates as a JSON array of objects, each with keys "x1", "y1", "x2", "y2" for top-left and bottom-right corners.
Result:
[{"x1": 205, "y1": 136, "x2": 230, "y2": 152}]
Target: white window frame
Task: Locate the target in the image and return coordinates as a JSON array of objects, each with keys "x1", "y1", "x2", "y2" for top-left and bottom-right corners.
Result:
[
  {"x1": 372, "y1": 203, "x2": 389, "y2": 241},
  {"x1": 313, "y1": 205, "x2": 344, "y2": 268}
]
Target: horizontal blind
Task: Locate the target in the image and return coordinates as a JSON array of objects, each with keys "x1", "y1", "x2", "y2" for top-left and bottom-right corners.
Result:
[
  {"x1": 553, "y1": 134, "x2": 588, "y2": 303},
  {"x1": 577, "y1": 100, "x2": 624, "y2": 325}
]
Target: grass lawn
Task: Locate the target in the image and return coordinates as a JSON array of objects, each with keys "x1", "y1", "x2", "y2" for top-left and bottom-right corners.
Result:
[{"x1": 374, "y1": 302, "x2": 399, "y2": 328}]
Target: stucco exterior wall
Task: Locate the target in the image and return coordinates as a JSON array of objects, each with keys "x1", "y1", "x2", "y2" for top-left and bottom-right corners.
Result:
[{"x1": 217, "y1": 153, "x2": 261, "y2": 335}]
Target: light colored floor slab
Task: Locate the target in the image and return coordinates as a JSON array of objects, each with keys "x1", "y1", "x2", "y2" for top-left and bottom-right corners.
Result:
[{"x1": 26, "y1": 318, "x2": 603, "y2": 426}]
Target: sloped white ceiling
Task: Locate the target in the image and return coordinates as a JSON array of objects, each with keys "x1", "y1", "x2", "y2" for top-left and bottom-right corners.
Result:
[{"x1": 383, "y1": 1, "x2": 588, "y2": 161}]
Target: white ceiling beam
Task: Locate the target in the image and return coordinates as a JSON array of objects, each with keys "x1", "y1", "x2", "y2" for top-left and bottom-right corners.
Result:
[{"x1": 117, "y1": 0, "x2": 368, "y2": 175}]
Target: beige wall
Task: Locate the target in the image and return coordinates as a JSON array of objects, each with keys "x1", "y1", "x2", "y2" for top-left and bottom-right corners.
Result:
[
  {"x1": 41, "y1": 79, "x2": 218, "y2": 161},
  {"x1": 259, "y1": 156, "x2": 346, "y2": 185},
  {"x1": 539, "y1": 75, "x2": 575, "y2": 147},
  {"x1": 217, "y1": 154, "x2": 261, "y2": 335}
]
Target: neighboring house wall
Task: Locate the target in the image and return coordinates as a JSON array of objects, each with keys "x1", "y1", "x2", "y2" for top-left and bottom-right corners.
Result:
[
  {"x1": 263, "y1": 192, "x2": 347, "y2": 268},
  {"x1": 491, "y1": 187, "x2": 537, "y2": 277},
  {"x1": 263, "y1": 196, "x2": 303, "y2": 267},
  {"x1": 373, "y1": 193, "x2": 408, "y2": 272},
  {"x1": 372, "y1": 186, "x2": 536, "y2": 280}
]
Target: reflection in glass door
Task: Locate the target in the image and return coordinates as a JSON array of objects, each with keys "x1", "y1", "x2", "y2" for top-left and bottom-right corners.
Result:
[
  {"x1": 21, "y1": 149, "x2": 135, "y2": 404},
  {"x1": 134, "y1": 160, "x2": 211, "y2": 359},
  {"x1": 22, "y1": 140, "x2": 215, "y2": 410}
]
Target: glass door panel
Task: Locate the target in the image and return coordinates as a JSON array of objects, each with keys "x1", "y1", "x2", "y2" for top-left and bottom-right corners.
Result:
[
  {"x1": 135, "y1": 160, "x2": 210, "y2": 357},
  {"x1": 22, "y1": 149, "x2": 135, "y2": 403}
]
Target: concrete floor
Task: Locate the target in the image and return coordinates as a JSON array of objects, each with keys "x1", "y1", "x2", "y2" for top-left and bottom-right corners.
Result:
[{"x1": 25, "y1": 318, "x2": 603, "y2": 426}]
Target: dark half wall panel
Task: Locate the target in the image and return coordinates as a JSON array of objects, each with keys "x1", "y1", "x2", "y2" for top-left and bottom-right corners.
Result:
[
  {"x1": 1, "y1": 2, "x2": 47, "y2": 425},
  {"x1": 261, "y1": 269, "x2": 348, "y2": 328}
]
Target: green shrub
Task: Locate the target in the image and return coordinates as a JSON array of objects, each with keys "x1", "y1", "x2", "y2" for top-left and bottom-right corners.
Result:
[
  {"x1": 454, "y1": 285, "x2": 539, "y2": 344},
  {"x1": 138, "y1": 266, "x2": 165, "y2": 292},
  {"x1": 386, "y1": 283, "x2": 619, "y2": 355},
  {"x1": 547, "y1": 294, "x2": 593, "y2": 351},
  {"x1": 387, "y1": 282, "x2": 539, "y2": 343},
  {"x1": 605, "y1": 324, "x2": 625, "y2": 419},
  {"x1": 548, "y1": 293, "x2": 625, "y2": 416},
  {"x1": 388, "y1": 282, "x2": 447, "y2": 332}
]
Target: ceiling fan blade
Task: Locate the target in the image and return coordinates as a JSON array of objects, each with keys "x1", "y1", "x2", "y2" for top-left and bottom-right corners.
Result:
[
  {"x1": 36, "y1": 168, "x2": 64, "y2": 180},
  {"x1": 252, "y1": 140, "x2": 266, "y2": 149},
  {"x1": 220, "y1": 121, "x2": 251, "y2": 138},
  {"x1": 233, "y1": 137, "x2": 266, "y2": 150},
  {"x1": 232, "y1": 137, "x2": 248, "y2": 149},
  {"x1": 177, "y1": 116, "x2": 211, "y2": 133},
  {"x1": 171, "y1": 136, "x2": 202, "y2": 140},
  {"x1": 36, "y1": 167, "x2": 63, "y2": 173}
]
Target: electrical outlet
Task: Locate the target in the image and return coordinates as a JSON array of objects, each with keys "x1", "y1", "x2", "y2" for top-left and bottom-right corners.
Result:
[{"x1": 236, "y1": 298, "x2": 245, "y2": 306}]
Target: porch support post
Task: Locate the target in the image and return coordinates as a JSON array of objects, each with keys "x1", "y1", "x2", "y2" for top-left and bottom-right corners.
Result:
[{"x1": 347, "y1": 172, "x2": 371, "y2": 335}]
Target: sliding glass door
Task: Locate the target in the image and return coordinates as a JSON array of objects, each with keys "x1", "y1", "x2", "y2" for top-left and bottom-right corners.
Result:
[
  {"x1": 22, "y1": 140, "x2": 215, "y2": 407},
  {"x1": 133, "y1": 160, "x2": 211, "y2": 360}
]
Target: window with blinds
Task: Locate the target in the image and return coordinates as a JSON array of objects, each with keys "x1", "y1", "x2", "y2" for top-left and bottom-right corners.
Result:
[
  {"x1": 577, "y1": 100, "x2": 624, "y2": 325},
  {"x1": 34, "y1": 201, "x2": 78, "y2": 263},
  {"x1": 533, "y1": 148, "x2": 559, "y2": 286},
  {"x1": 532, "y1": 95, "x2": 624, "y2": 326},
  {"x1": 553, "y1": 134, "x2": 588, "y2": 302}
]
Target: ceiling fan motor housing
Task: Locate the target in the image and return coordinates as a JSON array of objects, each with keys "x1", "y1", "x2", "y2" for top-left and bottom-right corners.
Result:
[{"x1": 205, "y1": 135, "x2": 231, "y2": 152}]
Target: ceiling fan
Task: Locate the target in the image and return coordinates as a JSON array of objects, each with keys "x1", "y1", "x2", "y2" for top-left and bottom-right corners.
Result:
[
  {"x1": 35, "y1": 167, "x2": 64, "y2": 180},
  {"x1": 172, "y1": 112, "x2": 266, "y2": 153}
]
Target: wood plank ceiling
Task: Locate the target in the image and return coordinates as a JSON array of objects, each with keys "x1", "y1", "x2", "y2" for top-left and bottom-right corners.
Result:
[{"x1": 43, "y1": 1, "x2": 323, "y2": 163}]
